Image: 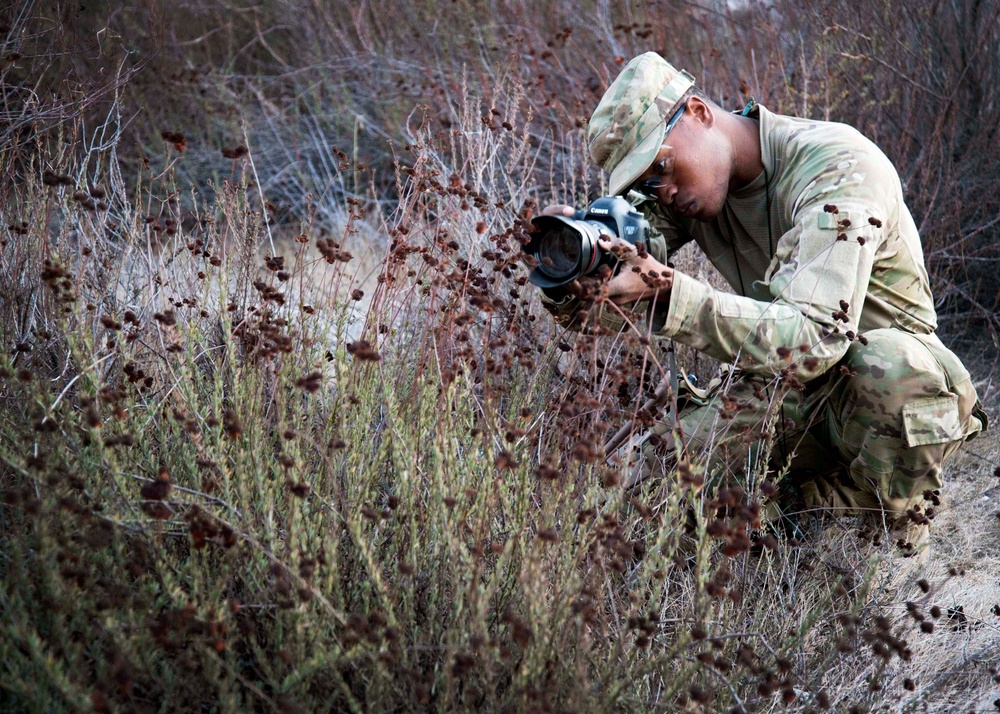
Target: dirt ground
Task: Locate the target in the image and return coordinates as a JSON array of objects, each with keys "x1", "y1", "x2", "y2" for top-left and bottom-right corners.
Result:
[{"x1": 891, "y1": 429, "x2": 1000, "y2": 712}]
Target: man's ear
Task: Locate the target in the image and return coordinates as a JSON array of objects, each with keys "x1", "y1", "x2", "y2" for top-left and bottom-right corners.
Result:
[{"x1": 685, "y1": 96, "x2": 714, "y2": 127}]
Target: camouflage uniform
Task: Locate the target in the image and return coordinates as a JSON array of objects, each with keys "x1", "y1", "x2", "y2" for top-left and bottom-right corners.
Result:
[{"x1": 548, "y1": 53, "x2": 987, "y2": 528}]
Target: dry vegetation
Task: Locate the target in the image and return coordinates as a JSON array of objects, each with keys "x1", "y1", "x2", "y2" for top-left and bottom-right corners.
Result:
[{"x1": 1, "y1": 1, "x2": 999, "y2": 712}]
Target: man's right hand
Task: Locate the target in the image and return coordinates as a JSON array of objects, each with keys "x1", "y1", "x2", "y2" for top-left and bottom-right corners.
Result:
[{"x1": 597, "y1": 236, "x2": 673, "y2": 305}]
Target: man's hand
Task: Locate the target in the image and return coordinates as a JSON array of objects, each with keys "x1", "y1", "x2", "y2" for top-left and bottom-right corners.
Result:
[
  {"x1": 597, "y1": 236, "x2": 673, "y2": 305},
  {"x1": 540, "y1": 204, "x2": 576, "y2": 217}
]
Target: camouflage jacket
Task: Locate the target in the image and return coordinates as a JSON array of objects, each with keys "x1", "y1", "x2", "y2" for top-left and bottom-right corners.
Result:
[{"x1": 547, "y1": 104, "x2": 941, "y2": 383}]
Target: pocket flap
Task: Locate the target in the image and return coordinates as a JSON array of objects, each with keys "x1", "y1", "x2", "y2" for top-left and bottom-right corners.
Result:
[{"x1": 902, "y1": 395, "x2": 963, "y2": 447}]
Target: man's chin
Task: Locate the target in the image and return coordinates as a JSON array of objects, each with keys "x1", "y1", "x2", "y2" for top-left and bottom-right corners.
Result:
[
  {"x1": 671, "y1": 198, "x2": 720, "y2": 222},
  {"x1": 692, "y1": 200, "x2": 726, "y2": 222},
  {"x1": 674, "y1": 200, "x2": 701, "y2": 220}
]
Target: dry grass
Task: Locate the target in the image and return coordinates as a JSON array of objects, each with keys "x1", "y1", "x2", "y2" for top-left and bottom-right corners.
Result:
[{"x1": 1, "y1": 1, "x2": 999, "y2": 712}]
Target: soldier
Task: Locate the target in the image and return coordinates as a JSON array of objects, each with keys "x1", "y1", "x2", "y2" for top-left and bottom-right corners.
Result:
[{"x1": 541, "y1": 52, "x2": 987, "y2": 552}]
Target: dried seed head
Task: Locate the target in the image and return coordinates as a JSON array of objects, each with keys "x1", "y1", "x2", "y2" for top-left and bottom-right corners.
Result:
[
  {"x1": 346, "y1": 340, "x2": 381, "y2": 362},
  {"x1": 154, "y1": 310, "x2": 176, "y2": 326},
  {"x1": 537, "y1": 527, "x2": 558, "y2": 542},
  {"x1": 223, "y1": 409, "x2": 242, "y2": 440},
  {"x1": 495, "y1": 450, "x2": 518, "y2": 470},
  {"x1": 294, "y1": 371, "x2": 322, "y2": 393},
  {"x1": 161, "y1": 130, "x2": 186, "y2": 151},
  {"x1": 140, "y1": 470, "x2": 171, "y2": 501}
]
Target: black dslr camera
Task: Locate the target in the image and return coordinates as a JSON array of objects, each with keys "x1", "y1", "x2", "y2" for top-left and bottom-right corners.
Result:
[{"x1": 523, "y1": 196, "x2": 651, "y2": 289}]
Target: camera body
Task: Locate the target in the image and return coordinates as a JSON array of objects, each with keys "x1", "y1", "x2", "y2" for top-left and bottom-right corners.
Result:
[{"x1": 523, "y1": 196, "x2": 651, "y2": 289}]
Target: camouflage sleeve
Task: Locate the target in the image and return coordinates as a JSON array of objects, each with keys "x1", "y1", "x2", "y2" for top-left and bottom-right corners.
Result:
[
  {"x1": 539, "y1": 195, "x2": 675, "y2": 333},
  {"x1": 540, "y1": 285, "x2": 659, "y2": 334},
  {"x1": 658, "y1": 158, "x2": 895, "y2": 382}
]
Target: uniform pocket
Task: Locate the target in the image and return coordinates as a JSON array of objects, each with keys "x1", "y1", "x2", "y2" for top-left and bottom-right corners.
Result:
[{"x1": 901, "y1": 395, "x2": 963, "y2": 447}]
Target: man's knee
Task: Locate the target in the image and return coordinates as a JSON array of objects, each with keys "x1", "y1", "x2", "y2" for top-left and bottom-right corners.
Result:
[{"x1": 826, "y1": 329, "x2": 976, "y2": 512}]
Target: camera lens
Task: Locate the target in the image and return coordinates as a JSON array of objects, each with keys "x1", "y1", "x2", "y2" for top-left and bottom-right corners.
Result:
[
  {"x1": 524, "y1": 196, "x2": 650, "y2": 290},
  {"x1": 523, "y1": 213, "x2": 608, "y2": 288},
  {"x1": 537, "y1": 226, "x2": 582, "y2": 280}
]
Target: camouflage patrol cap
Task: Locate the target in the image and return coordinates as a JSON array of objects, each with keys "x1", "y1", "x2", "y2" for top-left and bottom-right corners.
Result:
[{"x1": 588, "y1": 53, "x2": 695, "y2": 196}]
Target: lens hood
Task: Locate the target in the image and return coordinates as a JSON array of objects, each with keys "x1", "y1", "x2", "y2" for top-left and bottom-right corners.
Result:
[{"x1": 524, "y1": 215, "x2": 609, "y2": 289}]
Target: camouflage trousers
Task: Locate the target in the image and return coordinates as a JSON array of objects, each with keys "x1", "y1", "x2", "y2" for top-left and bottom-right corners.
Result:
[{"x1": 636, "y1": 329, "x2": 986, "y2": 520}]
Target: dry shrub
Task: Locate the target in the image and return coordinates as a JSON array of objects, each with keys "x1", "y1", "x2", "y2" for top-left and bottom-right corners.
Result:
[{"x1": 1, "y1": 1, "x2": 997, "y2": 712}]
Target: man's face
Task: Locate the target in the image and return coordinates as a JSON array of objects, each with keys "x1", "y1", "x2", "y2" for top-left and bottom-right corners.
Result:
[{"x1": 631, "y1": 99, "x2": 732, "y2": 221}]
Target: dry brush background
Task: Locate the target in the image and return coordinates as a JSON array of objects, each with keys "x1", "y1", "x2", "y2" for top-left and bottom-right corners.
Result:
[{"x1": 1, "y1": 1, "x2": 999, "y2": 712}]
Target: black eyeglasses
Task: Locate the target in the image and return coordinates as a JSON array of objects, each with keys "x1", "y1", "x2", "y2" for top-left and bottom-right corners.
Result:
[
  {"x1": 629, "y1": 103, "x2": 686, "y2": 198},
  {"x1": 634, "y1": 175, "x2": 668, "y2": 199},
  {"x1": 662, "y1": 101, "x2": 687, "y2": 137}
]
